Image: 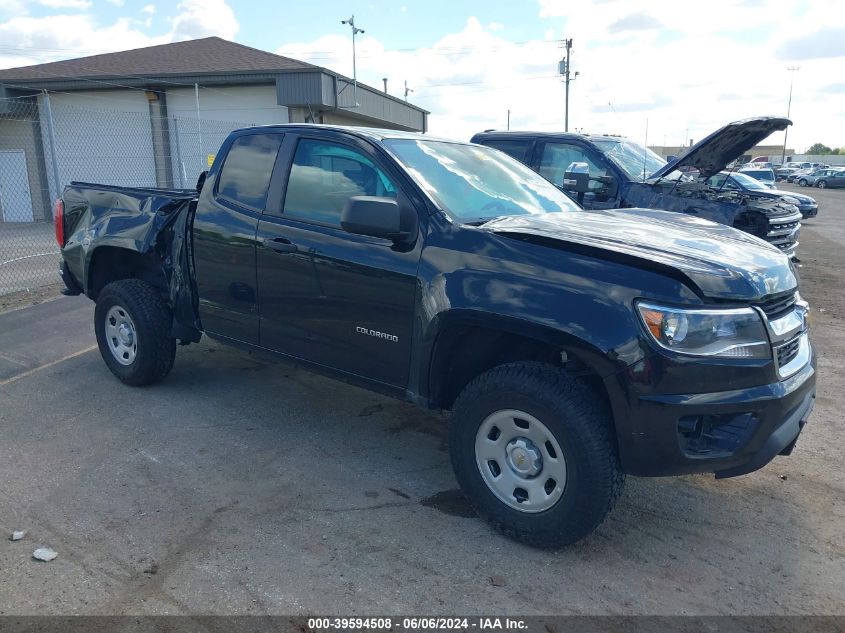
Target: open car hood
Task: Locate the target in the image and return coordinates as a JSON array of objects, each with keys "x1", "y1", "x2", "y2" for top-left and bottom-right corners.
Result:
[{"x1": 650, "y1": 117, "x2": 791, "y2": 180}]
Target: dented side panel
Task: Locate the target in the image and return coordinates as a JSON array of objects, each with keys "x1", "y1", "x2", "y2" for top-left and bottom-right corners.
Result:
[{"x1": 60, "y1": 182, "x2": 201, "y2": 340}]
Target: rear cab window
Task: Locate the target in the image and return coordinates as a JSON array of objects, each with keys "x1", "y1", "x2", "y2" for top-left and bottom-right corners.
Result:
[{"x1": 216, "y1": 133, "x2": 283, "y2": 210}]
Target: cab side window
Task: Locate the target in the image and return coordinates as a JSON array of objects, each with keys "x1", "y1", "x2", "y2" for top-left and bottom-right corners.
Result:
[
  {"x1": 283, "y1": 139, "x2": 396, "y2": 226},
  {"x1": 217, "y1": 134, "x2": 283, "y2": 210},
  {"x1": 539, "y1": 142, "x2": 609, "y2": 191},
  {"x1": 481, "y1": 139, "x2": 531, "y2": 163}
]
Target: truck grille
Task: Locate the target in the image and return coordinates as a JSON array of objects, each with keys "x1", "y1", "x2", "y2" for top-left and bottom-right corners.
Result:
[
  {"x1": 755, "y1": 292, "x2": 797, "y2": 320},
  {"x1": 768, "y1": 219, "x2": 800, "y2": 235},
  {"x1": 776, "y1": 335, "x2": 802, "y2": 368},
  {"x1": 766, "y1": 217, "x2": 800, "y2": 255}
]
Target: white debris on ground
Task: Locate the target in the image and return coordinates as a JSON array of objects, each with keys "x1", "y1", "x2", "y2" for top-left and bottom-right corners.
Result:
[
  {"x1": 32, "y1": 547, "x2": 58, "y2": 562},
  {"x1": 10, "y1": 531, "x2": 26, "y2": 541}
]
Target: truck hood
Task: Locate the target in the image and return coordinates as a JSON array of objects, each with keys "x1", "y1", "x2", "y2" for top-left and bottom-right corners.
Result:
[
  {"x1": 766, "y1": 189, "x2": 817, "y2": 205},
  {"x1": 483, "y1": 209, "x2": 797, "y2": 301},
  {"x1": 651, "y1": 117, "x2": 792, "y2": 180}
]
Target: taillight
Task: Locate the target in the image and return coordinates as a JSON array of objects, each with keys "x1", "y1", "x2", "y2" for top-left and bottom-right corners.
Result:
[{"x1": 53, "y1": 198, "x2": 64, "y2": 247}]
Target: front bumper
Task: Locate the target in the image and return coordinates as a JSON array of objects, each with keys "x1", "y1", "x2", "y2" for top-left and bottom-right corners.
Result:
[
  {"x1": 609, "y1": 342, "x2": 816, "y2": 478},
  {"x1": 798, "y1": 204, "x2": 818, "y2": 218}
]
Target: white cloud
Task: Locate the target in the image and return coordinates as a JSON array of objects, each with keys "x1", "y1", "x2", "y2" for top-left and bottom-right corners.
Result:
[
  {"x1": 104, "y1": 0, "x2": 124, "y2": 5},
  {"x1": 168, "y1": 0, "x2": 237, "y2": 41},
  {"x1": 141, "y1": 4, "x2": 155, "y2": 14},
  {"x1": 38, "y1": 0, "x2": 91, "y2": 8},
  {"x1": 0, "y1": 0, "x2": 238, "y2": 73},
  {"x1": 279, "y1": 1, "x2": 845, "y2": 150}
]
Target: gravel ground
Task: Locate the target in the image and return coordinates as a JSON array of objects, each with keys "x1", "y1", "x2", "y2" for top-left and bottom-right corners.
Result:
[{"x1": 0, "y1": 187, "x2": 842, "y2": 616}]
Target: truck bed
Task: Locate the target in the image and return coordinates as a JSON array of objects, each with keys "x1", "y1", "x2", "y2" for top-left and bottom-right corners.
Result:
[{"x1": 61, "y1": 181, "x2": 201, "y2": 341}]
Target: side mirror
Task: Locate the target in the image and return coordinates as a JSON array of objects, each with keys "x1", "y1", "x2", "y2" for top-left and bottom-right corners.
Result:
[
  {"x1": 563, "y1": 162, "x2": 591, "y2": 194},
  {"x1": 341, "y1": 196, "x2": 412, "y2": 242}
]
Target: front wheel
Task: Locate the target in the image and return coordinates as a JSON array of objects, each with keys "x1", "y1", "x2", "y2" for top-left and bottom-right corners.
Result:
[
  {"x1": 449, "y1": 362, "x2": 624, "y2": 548},
  {"x1": 798, "y1": 179, "x2": 808, "y2": 187},
  {"x1": 817, "y1": 180, "x2": 827, "y2": 189},
  {"x1": 94, "y1": 279, "x2": 176, "y2": 386}
]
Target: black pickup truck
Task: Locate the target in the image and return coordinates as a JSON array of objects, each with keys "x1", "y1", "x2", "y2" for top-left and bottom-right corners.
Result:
[{"x1": 55, "y1": 125, "x2": 816, "y2": 548}]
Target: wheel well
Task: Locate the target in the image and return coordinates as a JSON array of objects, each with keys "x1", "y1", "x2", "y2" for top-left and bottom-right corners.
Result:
[
  {"x1": 86, "y1": 247, "x2": 166, "y2": 300},
  {"x1": 428, "y1": 324, "x2": 609, "y2": 413}
]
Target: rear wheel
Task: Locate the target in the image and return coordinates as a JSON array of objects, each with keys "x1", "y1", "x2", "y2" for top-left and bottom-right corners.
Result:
[
  {"x1": 449, "y1": 362, "x2": 624, "y2": 548},
  {"x1": 817, "y1": 180, "x2": 828, "y2": 189},
  {"x1": 94, "y1": 279, "x2": 176, "y2": 386}
]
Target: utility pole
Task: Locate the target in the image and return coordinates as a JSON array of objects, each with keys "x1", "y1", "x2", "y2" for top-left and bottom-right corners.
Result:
[
  {"x1": 782, "y1": 66, "x2": 800, "y2": 165},
  {"x1": 341, "y1": 15, "x2": 364, "y2": 107},
  {"x1": 558, "y1": 39, "x2": 579, "y2": 132},
  {"x1": 382, "y1": 77, "x2": 388, "y2": 93},
  {"x1": 507, "y1": 109, "x2": 510, "y2": 130},
  {"x1": 404, "y1": 80, "x2": 414, "y2": 101}
]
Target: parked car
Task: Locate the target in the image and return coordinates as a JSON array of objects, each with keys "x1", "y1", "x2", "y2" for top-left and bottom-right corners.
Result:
[
  {"x1": 739, "y1": 167, "x2": 777, "y2": 188},
  {"x1": 800, "y1": 169, "x2": 845, "y2": 189},
  {"x1": 472, "y1": 117, "x2": 802, "y2": 257},
  {"x1": 795, "y1": 169, "x2": 828, "y2": 187},
  {"x1": 707, "y1": 171, "x2": 818, "y2": 218},
  {"x1": 787, "y1": 168, "x2": 815, "y2": 183},
  {"x1": 54, "y1": 124, "x2": 815, "y2": 548},
  {"x1": 775, "y1": 166, "x2": 798, "y2": 181}
]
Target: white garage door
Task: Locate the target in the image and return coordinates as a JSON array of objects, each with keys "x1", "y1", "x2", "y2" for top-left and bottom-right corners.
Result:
[{"x1": 0, "y1": 151, "x2": 34, "y2": 222}]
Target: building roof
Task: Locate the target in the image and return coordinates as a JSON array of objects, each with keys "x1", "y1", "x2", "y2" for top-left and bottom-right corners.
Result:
[
  {"x1": 0, "y1": 36, "x2": 428, "y2": 130},
  {"x1": 0, "y1": 36, "x2": 316, "y2": 82}
]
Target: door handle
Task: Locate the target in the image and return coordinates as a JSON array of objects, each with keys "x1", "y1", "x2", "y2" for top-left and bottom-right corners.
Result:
[{"x1": 263, "y1": 237, "x2": 298, "y2": 254}]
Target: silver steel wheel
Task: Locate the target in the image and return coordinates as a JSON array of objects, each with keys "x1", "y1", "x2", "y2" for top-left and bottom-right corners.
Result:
[
  {"x1": 105, "y1": 304, "x2": 138, "y2": 366},
  {"x1": 475, "y1": 409, "x2": 567, "y2": 513}
]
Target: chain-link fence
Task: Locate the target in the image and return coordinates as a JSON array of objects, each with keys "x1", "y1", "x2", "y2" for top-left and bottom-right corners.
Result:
[{"x1": 0, "y1": 96, "x2": 255, "y2": 296}]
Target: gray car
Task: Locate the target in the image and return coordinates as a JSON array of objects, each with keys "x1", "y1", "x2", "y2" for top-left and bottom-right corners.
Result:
[{"x1": 798, "y1": 169, "x2": 845, "y2": 188}]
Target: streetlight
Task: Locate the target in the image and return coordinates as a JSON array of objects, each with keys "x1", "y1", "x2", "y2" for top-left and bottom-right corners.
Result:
[
  {"x1": 341, "y1": 15, "x2": 365, "y2": 107},
  {"x1": 558, "y1": 39, "x2": 579, "y2": 132},
  {"x1": 782, "y1": 66, "x2": 799, "y2": 164}
]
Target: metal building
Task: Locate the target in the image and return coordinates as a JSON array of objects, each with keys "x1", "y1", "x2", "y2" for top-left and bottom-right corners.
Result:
[{"x1": 0, "y1": 37, "x2": 429, "y2": 224}]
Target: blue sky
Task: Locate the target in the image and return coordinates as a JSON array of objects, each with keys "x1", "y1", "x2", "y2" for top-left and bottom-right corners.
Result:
[{"x1": 1, "y1": 0, "x2": 844, "y2": 150}]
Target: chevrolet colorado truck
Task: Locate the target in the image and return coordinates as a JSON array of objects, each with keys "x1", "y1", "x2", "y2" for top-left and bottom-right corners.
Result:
[
  {"x1": 471, "y1": 117, "x2": 804, "y2": 257},
  {"x1": 55, "y1": 125, "x2": 816, "y2": 548}
]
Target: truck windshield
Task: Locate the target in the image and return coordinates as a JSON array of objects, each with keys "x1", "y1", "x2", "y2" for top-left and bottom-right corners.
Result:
[
  {"x1": 592, "y1": 138, "x2": 682, "y2": 181},
  {"x1": 384, "y1": 139, "x2": 580, "y2": 222}
]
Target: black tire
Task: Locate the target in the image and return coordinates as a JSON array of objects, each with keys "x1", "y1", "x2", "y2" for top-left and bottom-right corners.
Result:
[
  {"x1": 449, "y1": 362, "x2": 624, "y2": 548},
  {"x1": 798, "y1": 179, "x2": 808, "y2": 187},
  {"x1": 817, "y1": 180, "x2": 827, "y2": 189},
  {"x1": 94, "y1": 279, "x2": 176, "y2": 386}
]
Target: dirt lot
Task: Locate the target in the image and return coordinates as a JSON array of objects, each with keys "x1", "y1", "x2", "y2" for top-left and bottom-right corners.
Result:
[{"x1": 0, "y1": 187, "x2": 842, "y2": 616}]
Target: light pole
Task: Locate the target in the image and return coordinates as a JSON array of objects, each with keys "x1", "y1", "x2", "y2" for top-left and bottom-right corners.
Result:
[
  {"x1": 341, "y1": 15, "x2": 364, "y2": 107},
  {"x1": 782, "y1": 66, "x2": 799, "y2": 165},
  {"x1": 558, "y1": 39, "x2": 579, "y2": 132}
]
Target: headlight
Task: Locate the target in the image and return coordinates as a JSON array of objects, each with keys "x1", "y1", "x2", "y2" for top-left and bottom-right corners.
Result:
[{"x1": 637, "y1": 302, "x2": 770, "y2": 359}]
